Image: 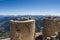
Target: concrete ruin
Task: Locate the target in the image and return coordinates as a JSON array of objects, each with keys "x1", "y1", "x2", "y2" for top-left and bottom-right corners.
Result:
[
  {"x1": 10, "y1": 18, "x2": 35, "y2": 40},
  {"x1": 10, "y1": 16, "x2": 60, "y2": 40},
  {"x1": 42, "y1": 16, "x2": 60, "y2": 40}
]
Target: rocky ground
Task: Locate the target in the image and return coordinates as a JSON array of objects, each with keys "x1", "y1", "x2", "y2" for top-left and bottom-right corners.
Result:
[{"x1": 0, "y1": 38, "x2": 10, "y2": 40}]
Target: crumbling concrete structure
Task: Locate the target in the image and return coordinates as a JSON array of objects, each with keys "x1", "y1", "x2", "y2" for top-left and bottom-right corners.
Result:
[
  {"x1": 42, "y1": 16, "x2": 60, "y2": 40},
  {"x1": 10, "y1": 18, "x2": 35, "y2": 40}
]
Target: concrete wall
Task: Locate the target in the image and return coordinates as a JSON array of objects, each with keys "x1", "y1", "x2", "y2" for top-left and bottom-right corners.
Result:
[
  {"x1": 42, "y1": 17, "x2": 60, "y2": 40},
  {"x1": 10, "y1": 18, "x2": 35, "y2": 40}
]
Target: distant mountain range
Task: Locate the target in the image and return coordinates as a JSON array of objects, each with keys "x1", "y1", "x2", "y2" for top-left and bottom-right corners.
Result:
[{"x1": 0, "y1": 15, "x2": 60, "y2": 32}]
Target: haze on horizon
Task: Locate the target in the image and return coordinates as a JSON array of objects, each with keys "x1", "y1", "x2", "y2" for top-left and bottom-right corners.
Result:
[{"x1": 0, "y1": 0, "x2": 60, "y2": 16}]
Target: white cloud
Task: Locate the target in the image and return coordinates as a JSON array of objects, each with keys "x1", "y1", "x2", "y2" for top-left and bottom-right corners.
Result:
[{"x1": 0, "y1": 9, "x2": 60, "y2": 16}]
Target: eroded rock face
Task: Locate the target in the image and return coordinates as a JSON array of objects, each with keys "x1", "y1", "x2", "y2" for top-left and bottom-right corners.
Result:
[{"x1": 10, "y1": 18, "x2": 35, "y2": 40}]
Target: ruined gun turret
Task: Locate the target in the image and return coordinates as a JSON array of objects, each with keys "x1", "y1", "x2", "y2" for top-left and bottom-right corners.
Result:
[{"x1": 10, "y1": 18, "x2": 35, "y2": 40}]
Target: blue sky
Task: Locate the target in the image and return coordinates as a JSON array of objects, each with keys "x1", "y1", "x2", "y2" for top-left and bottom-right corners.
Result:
[{"x1": 0, "y1": 0, "x2": 60, "y2": 15}]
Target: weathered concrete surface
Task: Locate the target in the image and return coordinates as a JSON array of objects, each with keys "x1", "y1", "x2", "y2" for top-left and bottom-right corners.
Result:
[
  {"x1": 10, "y1": 18, "x2": 35, "y2": 40},
  {"x1": 43, "y1": 17, "x2": 60, "y2": 40}
]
